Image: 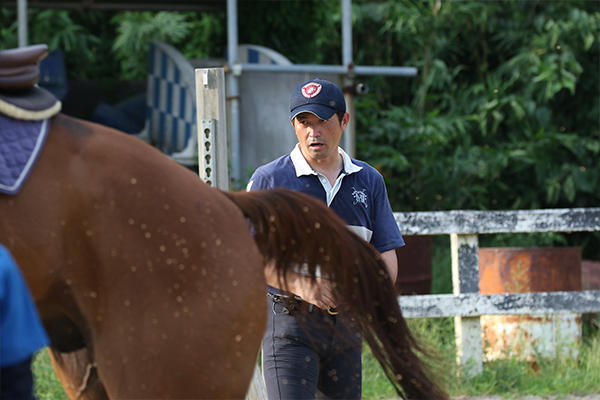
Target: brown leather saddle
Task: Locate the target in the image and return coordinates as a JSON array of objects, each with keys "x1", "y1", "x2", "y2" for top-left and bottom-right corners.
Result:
[
  {"x1": 0, "y1": 44, "x2": 48, "y2": 91},
  {"x1": 0, "y1": 44, "x2": 61, "y2": 120}
]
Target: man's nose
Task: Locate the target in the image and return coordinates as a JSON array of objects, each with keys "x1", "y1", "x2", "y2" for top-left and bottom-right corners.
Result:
[
  {"x1": 308, "y1": 131, "x2": 321, "y2": 140},
  {"x1": 308, "y1": 125, "x2": 321, "y2": 137}
]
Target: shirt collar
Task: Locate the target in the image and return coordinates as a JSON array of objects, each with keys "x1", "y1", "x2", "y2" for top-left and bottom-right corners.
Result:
[{"x1": 290, "y1": 144, "x2": 362, "y2": 177}]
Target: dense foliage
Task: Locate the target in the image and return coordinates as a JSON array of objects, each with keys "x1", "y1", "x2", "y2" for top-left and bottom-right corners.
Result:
[
  {"x1": 352, "y1": 1, "x2": 599, "y2": 214},
  {"x1": 0, "y1": 8, "x2": 119, "y2": 79},
  {"x1": 0, "y1": 1, "x2": 598, "y2": 256},
  {"x1": 350, "y1": 0, "x2": 600, "y2": 257}
]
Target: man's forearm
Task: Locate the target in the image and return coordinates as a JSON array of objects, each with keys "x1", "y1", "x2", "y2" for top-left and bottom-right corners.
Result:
[{"x1": 380, "y1": 249, "x2": 398, "y2": 283}]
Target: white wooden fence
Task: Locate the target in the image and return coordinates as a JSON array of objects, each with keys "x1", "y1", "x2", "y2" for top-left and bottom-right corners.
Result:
[{"x1": 395, "y1": 207, "x2": 600, "y2": 376}]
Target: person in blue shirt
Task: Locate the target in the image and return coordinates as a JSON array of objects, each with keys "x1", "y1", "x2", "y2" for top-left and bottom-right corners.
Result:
[
  {"x1": 0, "y1": 244, "x2": 49, "y2": 400},
  {"x1": 247, "y1": 78, "x2": 404, "y2": 399}
]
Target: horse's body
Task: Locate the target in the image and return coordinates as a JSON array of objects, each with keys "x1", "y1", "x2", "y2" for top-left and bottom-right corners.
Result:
[{"x1": 0, "y1": 113, "x2": 446, "y2": 399}]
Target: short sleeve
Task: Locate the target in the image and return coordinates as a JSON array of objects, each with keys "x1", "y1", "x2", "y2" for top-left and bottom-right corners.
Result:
[
  {"x1": 369, "y1": 175, "x2": 404, "y2": 253},
  {"x1": 246, "y1": 169, "x2": 274, "y2": 191}
]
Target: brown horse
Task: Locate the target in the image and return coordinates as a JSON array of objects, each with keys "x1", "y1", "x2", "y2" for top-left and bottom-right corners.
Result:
[{"x1": 0, "y1": 113, "x2": 446, "y2": 399}]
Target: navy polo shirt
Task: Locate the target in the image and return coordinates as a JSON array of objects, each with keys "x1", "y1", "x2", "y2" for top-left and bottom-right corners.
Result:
[{"x1": 247, "y1": 145, "x2": 404, "y2": 253}]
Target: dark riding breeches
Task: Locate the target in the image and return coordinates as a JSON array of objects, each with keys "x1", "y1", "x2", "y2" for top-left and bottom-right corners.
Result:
[{"x1": 261, "y1": 295, "x2": 362, "y2": 400}]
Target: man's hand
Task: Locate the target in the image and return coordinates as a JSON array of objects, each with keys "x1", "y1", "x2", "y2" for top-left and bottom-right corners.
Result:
[
  {"x1": 264, "y1": 261, "x2": 336, "y2": 310},
  {"x1": 289, "y1": 275, "x2": 336, "y2": 311}
]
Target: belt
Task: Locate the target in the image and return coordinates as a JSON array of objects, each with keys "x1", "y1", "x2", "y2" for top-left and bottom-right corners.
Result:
[{"x1": 267, "y1": 293, "x2": 339, "y2": 316}]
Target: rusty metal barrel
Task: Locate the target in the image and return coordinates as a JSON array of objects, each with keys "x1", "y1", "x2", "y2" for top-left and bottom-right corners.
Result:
[
  {"x1": 395, "y1": 235, "x2": 433, "y2": 295},
  {"x1": 479, "y1": 247, "x2": 582, "y2": 362}
]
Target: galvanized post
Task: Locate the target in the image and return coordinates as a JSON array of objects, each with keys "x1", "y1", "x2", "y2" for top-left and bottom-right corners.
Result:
[
  {"x1": 451, "y1": 233, "x2": 483, "y2": 376},
  {"x1": 341, "y1": 0, "x2": 355, "y2": 157},
  {"x1": 199, "y1": 119, "x2": 216, "y2": 185},
  {"x1": 17, "y1": 0, "x2": 28, "y2": 47},
  {"x1": 195, "y1": 68, "x2": 229, "y2": 190},
  {"x1": 227, "y1": 0, "x2": 241, "y2": 184}
]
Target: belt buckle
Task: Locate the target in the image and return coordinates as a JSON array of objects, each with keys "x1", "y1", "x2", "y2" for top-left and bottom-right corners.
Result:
[
  {"x1": 269, "y1": 293, "x2": 298, "y2": 315},
  {"x1": 327, "y1": 307, "x2": 339, "y2": 316}
]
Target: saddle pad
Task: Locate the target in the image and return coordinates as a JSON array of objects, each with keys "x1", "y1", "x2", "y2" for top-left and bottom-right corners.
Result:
[{"x1": 0, "y1": 113, "x2": 49, "y2": 195}]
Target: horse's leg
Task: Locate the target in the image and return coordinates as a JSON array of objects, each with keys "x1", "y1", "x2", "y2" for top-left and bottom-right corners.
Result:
[{"x1": 48, "y1": 348, "x2": 108, "y2": 400}]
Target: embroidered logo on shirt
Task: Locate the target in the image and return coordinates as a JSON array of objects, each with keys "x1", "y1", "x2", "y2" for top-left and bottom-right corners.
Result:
[{"x1": 351, "y1": 187, "x2": 368, "y2": 208}]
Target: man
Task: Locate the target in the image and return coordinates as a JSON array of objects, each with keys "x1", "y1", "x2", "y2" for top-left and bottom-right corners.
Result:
[
  {"x1": 247, "y1": 78, "x2": 404, "y2": 399},
  {"x1": 0, "y1": 244, "x2": 49, "y2": 400}
]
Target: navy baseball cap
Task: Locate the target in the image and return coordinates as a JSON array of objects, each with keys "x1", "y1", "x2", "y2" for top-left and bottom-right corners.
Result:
[{"x1": 289, "y1": 78, "x2": 346, "y2": 121}]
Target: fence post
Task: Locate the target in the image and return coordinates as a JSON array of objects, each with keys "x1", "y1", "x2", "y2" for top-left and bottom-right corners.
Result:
[
  {"x1": 195, "y1": 67, "x2": 266, "y2": 399},
  {"x1": 451, "y1": 233, "x2": 483, "y2": 376},
  {"x1": 195, "y1": 68, "x2": 229, "y2": 190}
]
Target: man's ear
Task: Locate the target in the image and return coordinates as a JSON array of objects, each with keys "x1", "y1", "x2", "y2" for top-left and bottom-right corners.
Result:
[{"x1": 341, "y1": 112, "x2": 350, "y2": 130}]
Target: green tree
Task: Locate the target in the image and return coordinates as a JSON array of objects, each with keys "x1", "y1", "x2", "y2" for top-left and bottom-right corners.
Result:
[
  {"x1": 352, "y1": 0, "x2": 599, "y2": 208},
  {"x1": 237, "y1": 0, "x2": 340, "y2": 65},
  {"x1": 0, "y1": 9, "x2": 119, "y2": 79},
  {"x1": 109, "y1": 0, "x2": 341, "y2": 78},
  {"x1": 351, "y1": 0, "x2": 599, "y2": 257},
  {"x1": 112, "y1": 11, "x2": 192, "y2": 79}
]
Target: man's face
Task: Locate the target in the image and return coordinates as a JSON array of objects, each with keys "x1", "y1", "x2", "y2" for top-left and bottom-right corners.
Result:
[{"x1": 292, "y1": 112, "x2": 349, "y2": 164}]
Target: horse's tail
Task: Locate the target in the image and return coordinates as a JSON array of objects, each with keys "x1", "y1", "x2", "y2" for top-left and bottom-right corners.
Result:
[{"x1": 223, "y1": 188, "x2": 448, "y2": 400}]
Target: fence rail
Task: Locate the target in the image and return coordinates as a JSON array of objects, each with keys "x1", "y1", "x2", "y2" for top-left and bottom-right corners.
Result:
[
  {"x1": 395, "y1": 207, "x2": 600, "y2": 234},
  {"x1": 399, "y1": 290, "x2": 600, "y2": 318},
  {"x1": 394, "y1": 207, "x2": 600, "y2": 376}
]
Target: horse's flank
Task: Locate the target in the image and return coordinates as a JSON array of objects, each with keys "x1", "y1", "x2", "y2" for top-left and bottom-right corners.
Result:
[{"x1": 1, "y1": 114, "x2": 267, "y2": 398}]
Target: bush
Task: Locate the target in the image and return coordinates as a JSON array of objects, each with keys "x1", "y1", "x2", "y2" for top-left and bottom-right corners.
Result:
[{"x1": 352, "y1": 0, "x2": 600, "y2": 258}]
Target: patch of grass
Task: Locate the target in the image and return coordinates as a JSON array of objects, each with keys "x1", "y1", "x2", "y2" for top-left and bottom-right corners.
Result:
[
  {"x1": 362, "y1": 344, "x2": 397, "y2": 399},
  {"x1": 32, "y1": 349, "x2": 68, "y2": 400},
  {"x1": 361, "y1": 317, "x2": 600, "y2": 399},
  {"x1": 465, "y1": 333, "x2": 600, "y2": 397},
  {"x1": 362, "y1": 317, "x2": 456, "y2": 399}
]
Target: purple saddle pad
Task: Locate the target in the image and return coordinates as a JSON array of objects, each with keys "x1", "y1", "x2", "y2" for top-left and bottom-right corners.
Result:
[{"x1": 0, "y1": 113, "x2": 49, "y2": 195}]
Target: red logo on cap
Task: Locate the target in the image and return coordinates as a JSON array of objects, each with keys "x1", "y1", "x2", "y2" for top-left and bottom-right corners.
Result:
[{"x1": 301, "y1": 82, "x2": 322, "y2": 98}]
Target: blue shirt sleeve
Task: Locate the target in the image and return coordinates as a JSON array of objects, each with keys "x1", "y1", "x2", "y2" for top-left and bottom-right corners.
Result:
[{"x1": 0, "y1": 245, "x2": 49, "y2": 366}]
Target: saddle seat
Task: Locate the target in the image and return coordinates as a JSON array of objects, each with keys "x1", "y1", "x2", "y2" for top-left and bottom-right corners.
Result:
[{"x1": 0, "y1": 44, "x2": 48, "y2": 91}]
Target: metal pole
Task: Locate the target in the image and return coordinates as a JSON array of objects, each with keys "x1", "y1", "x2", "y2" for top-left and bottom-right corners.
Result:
[
  {"x1": 228, "y1": 0, "x2": 265, "y2": 394},
  {"x1": 342, "y1": 0, "x2": 352, "y2": 68},
  {"x1": 227, "y1": 0, "x2": 241, "y2": 185},
  {"x1": 236, "y1": 63, "x2": 417, "y2": 77},
  {"x1": 341, "y1": 0, "x2": 355, "y2": 157},
  {"x1": 17, "y1": 0, "x2": 28, "y2": 47},
  {"x1": 195, "y1": 68, "x2": 230, "y2": 191}
]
